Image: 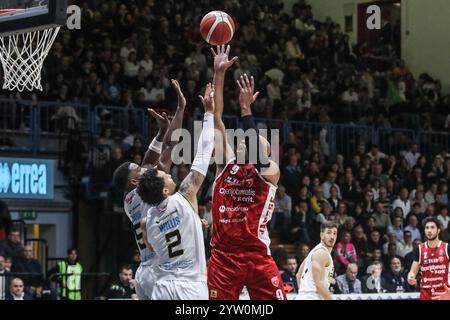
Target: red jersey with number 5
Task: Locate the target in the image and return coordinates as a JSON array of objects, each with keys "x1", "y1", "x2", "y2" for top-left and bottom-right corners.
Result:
[
  {"x1": 418, "y1": 241, "x2": 450, "y2": 300},
  {"x1": 211, "y1": 161, "x2": 277, "y2": 255}
]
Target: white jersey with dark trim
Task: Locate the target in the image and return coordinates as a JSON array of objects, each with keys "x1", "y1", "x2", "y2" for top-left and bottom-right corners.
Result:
[
  {"x1": 145, "y1": 192, "x2": 207, "y2": 282},
  {"x1": 297, "y1": 243, "x2": 334, "y2": 300},
  {"x1": 124, "y1": 189, "x2": 156, "y2": 266}
]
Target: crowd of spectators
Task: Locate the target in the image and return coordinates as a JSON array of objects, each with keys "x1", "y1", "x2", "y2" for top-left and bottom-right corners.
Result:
[
  {"x1": 2, "y1": 0, "x2": 448, "y2": 163},
  {"x1": 273, "y1": 137, "x2": 450, "y2": 294}
]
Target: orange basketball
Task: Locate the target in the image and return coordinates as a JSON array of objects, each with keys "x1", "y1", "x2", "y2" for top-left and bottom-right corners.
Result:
[{"x1": 200, "y1": 11, "x2": 235, "y2": 46}]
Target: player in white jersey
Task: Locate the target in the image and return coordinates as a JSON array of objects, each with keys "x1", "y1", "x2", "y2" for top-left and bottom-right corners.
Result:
[
  {"x1": 295, "y1": 221, "x2": 338, "y2": 300},
  {"x1": 113, "y1": 80, "x2": 187, "y2": 299},
  {"x1": 136, "y1": 83, "x2": 216, "y2": 300}
]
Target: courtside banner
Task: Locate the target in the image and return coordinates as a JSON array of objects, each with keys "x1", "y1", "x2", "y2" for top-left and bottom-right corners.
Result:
[{"x1": 0, "y1": 157, "x2": 55, "y2": 199}]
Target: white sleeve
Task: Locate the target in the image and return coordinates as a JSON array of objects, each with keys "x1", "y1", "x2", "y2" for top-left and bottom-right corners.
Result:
[{"x1": 191, "y1": 112, "x2": 214, "y2": 176}]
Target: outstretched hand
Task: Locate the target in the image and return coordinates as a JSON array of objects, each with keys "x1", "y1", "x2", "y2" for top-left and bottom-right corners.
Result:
[
  {"x1": 237, "y1": 73, "x2": 259, "y2": 116},
  {"x1": 211, "y1": 45, "x2": 238, "y2": 73},
  {"x1": 171, "y1": 79, "x2": 186, "y2": 110},
  {"x1": 199, "y1": 83, "x2": 215, "y2": 113},
  {"x1": 148, "y1": 108, "x2": 170, "y2": 131}
]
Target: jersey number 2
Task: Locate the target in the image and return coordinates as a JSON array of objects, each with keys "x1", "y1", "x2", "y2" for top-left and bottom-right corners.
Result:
[{"x1": 165, "y1": 230, "x2": 184, "y2": 258}]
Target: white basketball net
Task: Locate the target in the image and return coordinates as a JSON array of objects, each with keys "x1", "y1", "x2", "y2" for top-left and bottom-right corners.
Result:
[{"x1": 0, "y1": 27, "x2": 60, "y2": 92}]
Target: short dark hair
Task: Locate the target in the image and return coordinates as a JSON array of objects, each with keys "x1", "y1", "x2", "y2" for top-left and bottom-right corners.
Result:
[
  {"x1": 119, "y1": 264, "x2": 132, "y2": 273},
  {"x1": 136, "y1": 168, "x2": 165, "y2": 205},
  {"x1": 422, "y1": 216, "x2": 441, "y2": 230},
  {"x1": 286, "y1": 255, "x2": 297, "y2": 262},
  {"x1": 113, "y1": 161, "x2": 132, "y2": 191},
  {"x1": 321, "y1": 221, "x2": 338, "y2": 232}
]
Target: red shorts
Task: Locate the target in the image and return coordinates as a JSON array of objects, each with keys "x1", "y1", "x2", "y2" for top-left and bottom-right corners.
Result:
[{"x1": 207, "y1": 248, "x2": 286, "y2": 300}]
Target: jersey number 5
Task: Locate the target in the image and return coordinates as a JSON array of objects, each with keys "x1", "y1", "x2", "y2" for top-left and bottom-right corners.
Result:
[
  {"x1": 165, "y1": 230, "x2": 184, "y2": 258},
  {"x1": 133, "y1": 222, "x2": 146, "y2": 251}
]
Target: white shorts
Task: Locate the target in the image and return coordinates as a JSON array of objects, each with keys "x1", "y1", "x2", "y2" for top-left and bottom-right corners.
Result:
[
  {"x1": 295, "y1": 292, "x2": 323, "y2": 300},
  {"x1": 134, "y1": 264, "x2": 156, "y2": 300},
  {"x1": 151, "y1": 279, "x2": 208, "y2": 300}
]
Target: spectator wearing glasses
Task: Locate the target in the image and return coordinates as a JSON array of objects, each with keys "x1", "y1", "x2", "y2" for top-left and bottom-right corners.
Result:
[
  {"x1": 361, "y1": 262, "x2": 390, "y2": 293},
  {"x1": 5, "y1": 278, "x2": 34, "y2": 300},
  {"x1": 336, "y1": 263, "x2": 362, "y2": 294},
  {"x1": 384, "y1": 257, "x2": 409, "y2": 293}
]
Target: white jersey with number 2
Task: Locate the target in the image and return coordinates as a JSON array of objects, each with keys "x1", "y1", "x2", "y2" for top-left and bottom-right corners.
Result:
[{"x1": 145, "y1": 192, "x2": 207, "y2": 282}]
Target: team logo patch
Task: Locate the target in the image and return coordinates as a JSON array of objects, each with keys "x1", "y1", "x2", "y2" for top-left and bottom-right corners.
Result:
[
  {"x1": 271, "y1": 276, "x2": 279, "y2": 287},
  {"x1": 210, "y1": 289, "x2": 218, "y2": 298},
  {"x1": 439, "y1": 250, "x2": 444, "y2": 256},
  {"x1": 244, "y1": 178, "x2": 254, "y2": 187},
  {"x1": 125, "y1": 194, "x2": 134, "y2": 204},
  {"x1": 219, "y1": 205, "x2": 226, "y2": 213},
  {"x1": 158, "y1": 204, "x2": 168, "y2": 212}
]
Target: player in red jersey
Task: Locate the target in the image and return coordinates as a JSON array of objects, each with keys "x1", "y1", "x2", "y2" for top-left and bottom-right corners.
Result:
[
  {"x1": 207, "y1": 45, "x2": 286, "y2": 300},
  {"x1": 407, "y1": 216, "x2": 450, "y2": 300}
]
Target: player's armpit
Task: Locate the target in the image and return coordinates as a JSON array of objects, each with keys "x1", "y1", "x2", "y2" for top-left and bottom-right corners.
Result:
[
  {"x1": 178, "y1": 171, "x2": 204, "y2": 209},
  {"x1": 261, "y1": 160, "x2": 280, "y2": 186}
]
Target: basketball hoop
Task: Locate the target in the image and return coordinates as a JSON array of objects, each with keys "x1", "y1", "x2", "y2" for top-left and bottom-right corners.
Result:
[{"x1": 0, "y1": 9, "x2": 60, "y2": 92}]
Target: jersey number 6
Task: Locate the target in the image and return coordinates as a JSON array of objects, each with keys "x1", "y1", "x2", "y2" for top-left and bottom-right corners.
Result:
[{"x1": 165, "y1": 230, "x2": 184, "y2": 258}]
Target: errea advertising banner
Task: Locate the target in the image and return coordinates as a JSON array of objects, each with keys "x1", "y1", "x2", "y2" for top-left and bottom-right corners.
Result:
[{"x1": 0, "y1": 157, "x2": 54, "y2": 199}]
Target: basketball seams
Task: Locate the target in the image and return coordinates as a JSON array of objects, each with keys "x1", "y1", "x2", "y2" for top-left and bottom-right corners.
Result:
[
  {"x1": 201, "y1": 11, "x2": 234, "y2": 45},
  {"x1": 222, "y1": 14, "x2": 234, "y2": 39},
  {"x1": 206, "y1": 14, "x2": 222, "y2": 44}
]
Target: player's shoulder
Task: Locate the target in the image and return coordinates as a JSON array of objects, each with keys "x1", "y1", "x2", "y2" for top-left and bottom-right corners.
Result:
[
  {"x1": 260, "y1": 160, "x2": 280, "y2": 186},
  {"x1": 311, "y1": 246, "x2": 328, "y2": 259}
]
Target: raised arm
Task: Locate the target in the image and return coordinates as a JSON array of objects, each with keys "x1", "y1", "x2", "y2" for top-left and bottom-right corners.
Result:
[
  {"x1": 178, "y1": 83, "x2": 215, "y2": 209},
  {"x1": 157, "y1": 79, "x2": 187, "y2": 173},
  {"x1": 141, "y1": 110, "x2": 169, "y2": 167},
  {"x1": 311, "y1": 250, "x2": 333, "y2": 300},
  {"x1": 211, "y1": 45, "x2": 237, "y2": 174},
  {"x1": 237, "y1": 74, "x2": 280, "y2": 185}
]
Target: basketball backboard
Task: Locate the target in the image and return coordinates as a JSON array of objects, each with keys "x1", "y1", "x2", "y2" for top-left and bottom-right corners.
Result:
[{"x1": 0, "y1": 0, "x2": 67, "y2": 36}]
